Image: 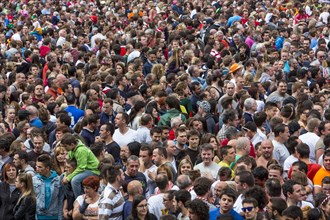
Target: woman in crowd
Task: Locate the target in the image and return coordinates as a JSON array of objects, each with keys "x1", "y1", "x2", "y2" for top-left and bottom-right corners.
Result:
[
  {"x1": 52, "y1": 146, "x2": 68, "y2": 175},
  {"x1": 13, "y1": 173, "x2": 36, "y2": 219},
  {"x1": 0, "y1": 163, "x2": 21, "y2": 219},
  {"x1": 127, "y1": 195, "x2": 157, "y2": 220},
  {"x1": 5, "y1": 105, "x2": 16, "y2": 131},
  {"x1": 72, "y1": 176, "x2": 100, "y2": 220},
  {"x1": 178, "y1": 158, "x2": 193, "y2": 175}
]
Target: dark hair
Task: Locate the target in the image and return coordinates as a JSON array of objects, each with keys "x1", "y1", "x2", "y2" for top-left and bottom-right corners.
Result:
[
  {"x1": 90, "y1": 142, "x2": 105, "y2": 158},
  {"x1": 244, "y1": 186, "x2": 267, "y2": 210},
  {"x1": 58, "y1": 113, "x2": 71, "y2": 127},
  {"x1": 127, "y1": 141, "x2": 141, "y2": 157},
  {"x1": 237, "y1": 171, "x2": 255, "y2": 187},
  {"x1": 265, "y1": 178, "x2": 282, "y2": 197},
  {"x1": 282, "y1": 206, "x2": 303, "y2": 219},
  {"x1": 106, "y1": 165, "x2": 122, "y2": 183},
  {"x1": 103, "y1": 123, "x2": 115, "y2": 136},
  {"x1": 296, "y1": 143, "x2": 310, "y2": 158},
  {"x1": 219, "y1": 187, "x2": 237, "y2": 201},
  {"x1": 173, "y1": 189, "x2": 191, "y2": 206},
  {"x1": 37, "y1": 154, "x2": 52, "y2": 169},
  {"x1": 129, "y1": 101, "x2": 146, "y2": 124},
  {"x1": 291, "y1": 160, "x2": 308, "y2": 174},
  {"x1": 273, "y1": 124, "x2": 287, "y2": 137},
  {"x1": 61, "y1": 133, "x2": 77, "y2": 145},
  {"x1": 282, "y1": 179, "x2": 299, "y2": 198},
  {"x1": 242, "y1": 197, "x2": 258, "y2": 208},
  {"x1": 193, "y1": 177, "x2": 212, "y2": 196},
  {"x1": 269, "y1": 197, "x2": 288, "y2": 216},
  {"x1": 220, "y1": 145, "x2": 234, "y2": 157},
  {"x1": 131, "y1": 195, "x2": 151, "y2": 219},
  {"x1": 187, "y1": 199, "x2": 209, "y2": 219},
  {"x1": 253, "y1": 166, "x2": 269, "y2": 182}
]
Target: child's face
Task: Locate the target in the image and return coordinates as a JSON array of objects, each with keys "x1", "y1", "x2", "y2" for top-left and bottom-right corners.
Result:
[{"x1": 65, "y1": 163, "x2": 75, "y2": 174}]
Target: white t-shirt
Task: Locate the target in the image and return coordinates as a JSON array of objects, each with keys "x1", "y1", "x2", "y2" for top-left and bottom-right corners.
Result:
[
  {"x1": 75, "y1": 194, "x2": 100, "y2": 216},
  {"x1": 272, "y1": 140, "x2": 290, "y2": 167},
  {"x1": 194, "y1": 162, "x2": 221, "y2": 179},
  {"x1": 148, "y1": 193, "x2": 165, "y2": 219},
  {"x1": 283, "y1": 155, "x2": 298, "y2": 172},
  {"x1": 113, "y1": 128, "x2": 138, "y2": 147},
  {"x1": 299, "y1": 132, "x2": 320, "y2": 163}
]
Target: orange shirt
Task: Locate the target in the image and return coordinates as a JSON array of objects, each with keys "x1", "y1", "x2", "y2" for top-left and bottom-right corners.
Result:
[{"x1": 313, "y1": 167, "x2": 330, "y2": 187}]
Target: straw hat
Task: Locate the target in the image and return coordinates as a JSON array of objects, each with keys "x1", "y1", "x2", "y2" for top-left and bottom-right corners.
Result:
[{"x1": 229, "y1": 63, "x2": 242, "y2": 73}]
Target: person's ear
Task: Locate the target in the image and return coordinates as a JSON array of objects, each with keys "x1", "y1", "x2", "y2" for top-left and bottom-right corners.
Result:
[{"x1": 273, "y1": 210, "x2": 278, "y2": 216}]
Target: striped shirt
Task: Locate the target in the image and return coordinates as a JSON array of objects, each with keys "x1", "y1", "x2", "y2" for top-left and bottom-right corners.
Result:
[{"x1": 98, "y1": 183, "x2": 124, "y2": 220}]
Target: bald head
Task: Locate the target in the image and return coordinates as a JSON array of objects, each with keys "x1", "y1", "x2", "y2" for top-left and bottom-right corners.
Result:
[{"x1": 127, "y1": 180, "x2": 143, "y2": 196}]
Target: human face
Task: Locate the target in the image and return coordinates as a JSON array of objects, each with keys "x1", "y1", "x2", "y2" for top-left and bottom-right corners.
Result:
[
  {"x1": 120, "y1": 146, "x2": 130, "y2": 161},
  {"x1": 136, "y1": 199, "x2": 148, "y2": 216},
  {"x1": 65, "y1": 161, "x2": 75, "y2": 174},
  {"x1": 226, "y1": 84, "x2": 235, "y2": 96},
  {"x1": 188, "y1": 208, "x2": 199, "y2": 220},
  {"x1": 201, "y1": 149, "x2": 213, "y2": 166},
  {"x1": 13, "y1": 154, "x2": 21, "y2": 167},
  {"x1": 322, "y1": 123, "x2": 330, "y2": 136},
  {"x1": 151, "y1": 132, "x2": 161, "y2": 143},
  {"x1": 278, "y1": 82, "x2": 287, "y2": 95},
  {"x1": 114, "y1": 113, "x2": 123, "y2": 127},
  {"x1": 209, "y1": 138, "x2": 218, "y2": 152},
  {"x1": 220, "y1": 194, "x2": 234, "y2": 214},
  {"x1": 36, "y1": 161, "x2": 50, "y2": 177},
  {"x1": 99, "y1": 125, "x2": 109, "y2": 139},
  {"x1": 126, "y1": 160, "x2": 139, "y2": 177},
  {"x1": 192, "y1": 121, "x2": 203, "y2": 131},
  {"x1": 235, "y1": 176, "x2": 244, "y2": 193},
  {"x1": 6, "y1": 166, "x2": 17, "y2": 181},
  {"x1": 268, "y1": 169, "x2": 281, "y2": 179},
  {"x1": 279, "y1": 127, "x2": 290, "y2": 142},
  {"x1": 56, "y1": 150, "x2": 67, "y2": 163},
  {"x1": 162, "y1": 129, "x2": 169, "y2": 141},
  {"x1": 34, "y1": 85, "x2": 44, "y2": 96},
  {"x1": 7, "y1": 108, "x2": 15, "y2": 120},
  {"x1": 139, "y1": 150, "x2": 151, "y2": 167},
  {"x1": 323, "y1": 183, "x2": 330, "y2": 196},
  {"x1": 214, "y1": 182, "x2": 227, "y2": 198},
  {"x1": 224, "y1": 147, "x2": 236, "y2": 163},
  {"x1": 163, "y1": 193, "x2": 174, "y2": 211},
  {"x1": 324, "y1": 155, "x2": 330, "y2": 171},
  {"x1": 166, "y1": 140, "x2": 177, "y2": 156},
  {"x1": 33, "y1": 136, "x2": 44, "y2": 153},
  {"x1": 83, "y1": 185, "x2": 95, "y2": 197},
  {"x1": 180, "y1": 163, "x2": 192, "y2": 175},
  {"x1": 289, "y1": 184, "x2": 303, "y2": 202},
  {"x1": 260, "y1": 141, "x2": 273, "y2": 159},
  {"x1": 242, "y1": 203, "x2": 258, "y2": 220},
  {"x1": 152, "y1": 149, "x2": 163, "y2": 166},
  {"x1": 15, "y1": 177, "x2": 23, "y2": 189},
  {"x1": 188, "y1": 135, "x2": 199, "y2": 149},
  {"x1": 322, "y1": 199, "x2": 330, "y2": 217},
  {"x1": 177, "y1": 131, "x2": 187, "y2": 145}
]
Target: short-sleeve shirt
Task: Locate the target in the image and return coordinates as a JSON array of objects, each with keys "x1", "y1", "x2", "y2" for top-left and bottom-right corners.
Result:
[
  {"x1": 75, "y1": 194, "x2": 100, "y2": 216},
  {"x1": 313, "y1": 167, "x2": 330, "y2": 187}
]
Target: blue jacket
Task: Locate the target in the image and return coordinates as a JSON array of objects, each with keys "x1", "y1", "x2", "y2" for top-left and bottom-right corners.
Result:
[
  {"x1": 209, "y1": 208, "x2": 244, "y2": 220},
  {"x1": 275, "y1": 36, "x2": 284, "y2": 51},
  {"x1": 33, "y1": 170, "x2": 64, "y2": 220}
]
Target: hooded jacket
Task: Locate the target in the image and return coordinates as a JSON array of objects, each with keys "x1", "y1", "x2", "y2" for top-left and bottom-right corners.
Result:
[
  {"x1": 33, "y1": 170, "x2": 64, "y2": 219},
  {"x1": 66, "y1": 140, "x2": 100, "y2": 181}
]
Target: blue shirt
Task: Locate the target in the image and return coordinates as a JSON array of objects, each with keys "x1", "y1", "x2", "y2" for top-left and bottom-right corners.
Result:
[
  {"x1": 65, "y1": 105, "x2": 84, "y2": 126},
  {"x1": 30, "y1": 117, "x2": 43, "y2": 128},
  {"x1": 209, "y1": 208, "x2": 244, "y2": 220}
]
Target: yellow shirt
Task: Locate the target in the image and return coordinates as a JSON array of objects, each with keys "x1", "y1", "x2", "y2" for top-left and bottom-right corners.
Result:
[{"x1": 313, "y1": 167, "x2": 330, "y2": 187}]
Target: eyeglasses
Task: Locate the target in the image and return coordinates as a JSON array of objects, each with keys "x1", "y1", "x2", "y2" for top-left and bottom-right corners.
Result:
[
  {"x1": 242, "y1": 207, "x2": 254, "y2": 212},
  {"x1": 137, "y1": 203, "x2": 148, "y2": 208}
]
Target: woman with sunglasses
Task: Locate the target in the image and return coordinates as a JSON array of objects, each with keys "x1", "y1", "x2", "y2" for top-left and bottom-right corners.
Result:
[{"x1": 127, "y1": 195, "x2": 157, "y2": 220}]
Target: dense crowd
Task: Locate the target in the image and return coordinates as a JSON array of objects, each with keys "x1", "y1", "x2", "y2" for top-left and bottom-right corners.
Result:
[{"x1": 1, "y1": 0, "x2": 330, "y2": 220}]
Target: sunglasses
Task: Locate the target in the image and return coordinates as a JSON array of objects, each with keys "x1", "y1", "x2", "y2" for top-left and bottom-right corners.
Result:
[{"x1": 242, "y1": 207, "x2": 254, "y2": 212}]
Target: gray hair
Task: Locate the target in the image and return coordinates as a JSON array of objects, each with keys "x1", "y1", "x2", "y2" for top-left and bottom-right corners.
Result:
[
  {"x1": 176, "y1": 175, "x2": 192, "y2": 189},
  {"x1": 235, "y1": 137, "x2": 250, "y2": 151},
  {"x1": 244, "y1": 98, "x2": 256, "y2": 111}
]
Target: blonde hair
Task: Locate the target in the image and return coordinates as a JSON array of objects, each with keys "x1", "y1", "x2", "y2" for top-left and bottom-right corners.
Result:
[{"x1": 17, "y1": 173, "x2": 35, "y2": 203}]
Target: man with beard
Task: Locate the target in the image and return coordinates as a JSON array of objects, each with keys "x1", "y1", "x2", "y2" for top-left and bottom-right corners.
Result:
[
  {"x1": 256, "y1": 140, "x2": 274, "y2": 168},
  {"x1": 209, "y1": 187, "x2": 244, "y2": 220},
  {"x1": 173, "y1": 190, "x2": 191, "y2": 220},
  {"x1": 266, "y1": 80, "x2": 290, "y2": 104},
  {"x1": 139, "y1": 145, "x2": 157, "y2": 199},
  {"x1": 98, "y1": 165, "x2": 125, "y2": 220},
  {"x1": 124, "y1": 155, "x2": 148, "y2": 195}
]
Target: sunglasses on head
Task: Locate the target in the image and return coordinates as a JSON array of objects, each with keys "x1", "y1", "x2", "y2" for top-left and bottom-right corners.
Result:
[{"x1": 242, "y1": 207, "x2": 254, "y2": 212}]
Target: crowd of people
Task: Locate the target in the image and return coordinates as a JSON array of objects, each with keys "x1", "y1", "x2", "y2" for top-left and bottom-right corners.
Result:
[{"x1": 1, "y1": 0, "x2": 330, "y2": 219}]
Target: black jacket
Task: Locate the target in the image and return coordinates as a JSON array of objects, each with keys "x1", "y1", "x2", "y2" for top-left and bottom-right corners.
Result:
[
  {"x1": 0, "y1": 182, "x2": 21, "y2": 220},
  {"x1": 13, "y1": 196, "x2": 36, "y2": 220}
]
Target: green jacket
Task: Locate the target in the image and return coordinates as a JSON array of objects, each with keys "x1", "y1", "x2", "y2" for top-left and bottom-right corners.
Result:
[
  {"x1": 66, "y1": 140, "x2": 100, "y2": 181},
  {"x1": 158, "y1": 108, "x2": 186, "y2": 127}
]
